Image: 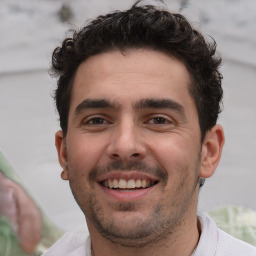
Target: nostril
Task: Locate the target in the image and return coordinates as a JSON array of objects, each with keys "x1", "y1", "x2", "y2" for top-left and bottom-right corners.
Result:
[{"x1": 132, "y1": 153, "x2": 140, "y2": 157}]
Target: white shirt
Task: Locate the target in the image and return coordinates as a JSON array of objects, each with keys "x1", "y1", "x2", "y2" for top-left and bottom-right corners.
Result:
[{"x1": 42, "y1": 213, "x2": 256, "y2": 256}]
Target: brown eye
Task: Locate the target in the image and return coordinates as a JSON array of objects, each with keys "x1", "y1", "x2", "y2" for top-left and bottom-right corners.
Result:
[
  {"x1": 147, "y1": 117, "x2": 170, "y2": 125},
  {"x1": 152, "y1": 117, "x2": 167, "y2": 124},
  {"x1": 88, "y1": 118, "x2": 106, "y2": 125}
]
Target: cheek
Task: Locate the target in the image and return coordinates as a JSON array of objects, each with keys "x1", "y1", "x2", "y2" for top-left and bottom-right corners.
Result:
[
  {"x1": 149, "y1": 135, "x2": 190, "y2": 167},
  {"x1": 149, "y1": 134, "x2": 201, "y2": 185},
  {"x1": 67, "y1": 134, "x2": 108, "y2": 166}
]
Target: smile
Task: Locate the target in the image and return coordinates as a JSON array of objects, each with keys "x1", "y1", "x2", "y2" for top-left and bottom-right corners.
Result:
[
  {"x1": 97, "y1": 173, "x2": 159, "y2": 201},
  {"x1": 101, "y1": 179, "x2": 158, "y2": 190}
]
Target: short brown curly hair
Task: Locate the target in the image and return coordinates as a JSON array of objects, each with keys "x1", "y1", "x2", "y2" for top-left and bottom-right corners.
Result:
[{"x1": 51, "y1": 2, "x2": 223, "y2": 141}]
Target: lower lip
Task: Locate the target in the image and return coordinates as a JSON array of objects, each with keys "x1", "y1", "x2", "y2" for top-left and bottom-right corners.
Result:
[{"x1": 99, "y1": 184, "x2": 155, "y2": 202}]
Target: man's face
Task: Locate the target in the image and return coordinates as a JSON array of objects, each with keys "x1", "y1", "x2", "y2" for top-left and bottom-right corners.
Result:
[{"x1": 56, "y1": 49, "x2": 205, "y2": 246}]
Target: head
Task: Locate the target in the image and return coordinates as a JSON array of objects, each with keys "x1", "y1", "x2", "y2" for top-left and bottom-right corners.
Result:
[
  {"x1": 52, "y1": 2, "x2": 223, "y2": 141},
  {"x1": 52, "y1": 1, "x2": 224, "y2": 250}
]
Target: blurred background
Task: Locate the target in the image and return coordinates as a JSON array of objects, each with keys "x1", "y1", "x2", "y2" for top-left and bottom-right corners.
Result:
[{"x1": 0, "y1": 0, "x2": 255, "y2": 231}]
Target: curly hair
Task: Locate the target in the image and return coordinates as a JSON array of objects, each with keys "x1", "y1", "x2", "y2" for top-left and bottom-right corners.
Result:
[{"x1": 51, "y1": 2, "x2": 223, "y2": 141}]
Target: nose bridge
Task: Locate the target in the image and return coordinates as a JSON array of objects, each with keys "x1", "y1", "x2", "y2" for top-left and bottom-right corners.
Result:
[{"x1": 107, "y1": 115, "x2": 146, "y2": 161}]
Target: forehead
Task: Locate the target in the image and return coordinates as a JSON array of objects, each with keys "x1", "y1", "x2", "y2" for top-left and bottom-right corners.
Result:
[{"x1": 70, "y1": 49, "x2": 194, "y2": 111}]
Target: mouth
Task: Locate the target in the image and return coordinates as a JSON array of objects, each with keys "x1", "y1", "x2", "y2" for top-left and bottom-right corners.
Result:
[
  {"x1": 101, "y1": 178, "x2": 158, "y2": 190},
  {"x1": 97, "y1": 173, "x2": 160, "y2": 201}
]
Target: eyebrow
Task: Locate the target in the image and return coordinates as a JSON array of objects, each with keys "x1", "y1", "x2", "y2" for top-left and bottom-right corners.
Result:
[
  {"x1": 74, "y1": 98, "x2": 186, "y2": 118},
  {"x1": 135, "y1": 98, "x2": 185, "y2": 115},
  {"x1": 75, "y1": 99, "x2": 119, "y2": 116}
]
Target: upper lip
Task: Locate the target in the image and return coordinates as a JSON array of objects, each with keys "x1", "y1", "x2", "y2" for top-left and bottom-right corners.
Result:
[{"x1": 96, "y1": 171, "x2": 159, "y2": 183}]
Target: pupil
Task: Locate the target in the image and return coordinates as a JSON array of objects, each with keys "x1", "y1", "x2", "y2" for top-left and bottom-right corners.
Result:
[
  {"x1": 93, "y1": 118, "x2": 103, "y2": 124},
  {"x1": 154, "y1": 117, "x2": 165, "y2": 124}
]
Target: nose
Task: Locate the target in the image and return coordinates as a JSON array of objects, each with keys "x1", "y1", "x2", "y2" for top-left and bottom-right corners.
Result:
[{"x1": 106, "y1": 120, "x2": 147, "y2": 162}]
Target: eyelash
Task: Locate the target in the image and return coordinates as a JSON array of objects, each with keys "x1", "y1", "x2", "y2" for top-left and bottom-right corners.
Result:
[
  {"x1": 147, "y1": 116, "x2": 172, "y2": 125},
  {"x1": 81, "y1": 114, "x2": 175, "y2": 131},
  {"x1": 84, "y1": 117, "x2": 110, "y2": 125}
]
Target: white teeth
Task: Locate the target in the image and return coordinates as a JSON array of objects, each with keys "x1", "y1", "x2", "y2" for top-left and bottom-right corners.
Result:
[
  {"x1": 135, "y1": 179, "x2": 142, "y2": 188},
  {"x1": 127, "y1": 179, "x2": 136, "y2": 188},
  {"x1": 141, "y1": 179, "x2": 147, "y2": 188},
  {"x1": 119, "y1": 179, "x2": 127, "y2": 188},
  {"x1": 113, "y1": 179, "x2": 119, "y2": 188},
  {"x1": 103, "y1": 179, "x2": 154, "y2": 189},
  {"x1": 108, "y1": 179, "x2": 114, "y2": 189}
]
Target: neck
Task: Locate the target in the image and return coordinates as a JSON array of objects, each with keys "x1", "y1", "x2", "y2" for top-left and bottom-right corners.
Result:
[{"x1": 88, "y1": 213, "x2": 200, "y2": 256}]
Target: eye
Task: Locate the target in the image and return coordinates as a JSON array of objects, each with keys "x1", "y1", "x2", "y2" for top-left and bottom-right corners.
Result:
[
  {"x1": 80, "y1": 115, "x2": 112, "y2": 132},
  {"x1": 147, "y1": 116, "x2": 171, "y2": 125},
  {"x1": 151, "y1": 117, "x2": 168, "y2": 124},
  {"x1": 144, "y1": 115, "x2": 176, "y2": 132},
  {"x1": 86, "y1": 117, "x2": 109, "y2": 125}
]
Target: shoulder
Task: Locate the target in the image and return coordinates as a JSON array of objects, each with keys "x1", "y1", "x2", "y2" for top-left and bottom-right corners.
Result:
[
  {"x1": 216, "y1": 228, "x2": 256, "y2": 256},
  {"x1": 42, "y1": 227, "x2": 90, "y2": 256},
  {"x1": 197, "y1": 213, "x2": 256, "y2": 256}
]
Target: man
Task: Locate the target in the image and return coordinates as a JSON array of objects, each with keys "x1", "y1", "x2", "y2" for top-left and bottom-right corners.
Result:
[{"x1": 44, "y1": 1, "x2": 256, "y2": 255}]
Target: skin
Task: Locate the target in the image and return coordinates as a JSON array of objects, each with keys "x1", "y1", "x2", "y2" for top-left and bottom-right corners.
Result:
[{"x1": 55, "y1": 49, "x2": 224, "y2": 256}]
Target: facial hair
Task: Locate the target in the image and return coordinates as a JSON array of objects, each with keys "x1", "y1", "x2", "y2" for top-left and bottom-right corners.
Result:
[{"x1": 67, "y1": 157, "x2": 200, "y2": 248}]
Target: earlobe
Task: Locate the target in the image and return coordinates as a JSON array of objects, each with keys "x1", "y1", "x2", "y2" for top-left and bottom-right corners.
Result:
[
  {"x1": 55, "y1": 130, "x2": 69, "y2": 180},
  {"x1": 200, "y1": 125, "x2": 225, "y2": 179}
]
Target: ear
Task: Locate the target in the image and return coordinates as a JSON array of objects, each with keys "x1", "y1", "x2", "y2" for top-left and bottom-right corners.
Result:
[
  {"x1": 55, "y1": 130, "x2": 69, "y2": 180},
  {"x1": 200, "y1": 124, "x2": 225, "y2": 178}
]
